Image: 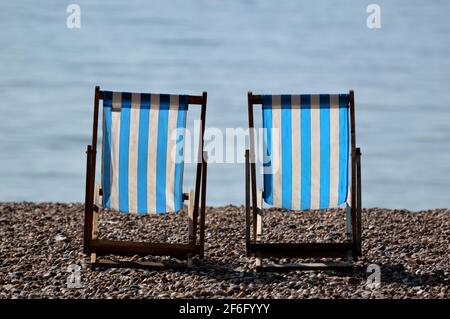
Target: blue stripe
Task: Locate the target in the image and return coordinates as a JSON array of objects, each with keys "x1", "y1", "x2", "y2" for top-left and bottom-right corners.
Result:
[
  {"x1": 339, "y1": 94, "x2": 349, "y2": 108},
  {"x1": 300, "y1": 95, "x2": 311, "y2": 210},
  {"x1": 319, "y1": 94, "x2": 331, "y2": 209},
  {"x1": 281, "y1": 95, "x2": 292, "y2": 209},
  {"x1": 102, "y1": 91, "x2": 112, "y2": 208},
  {"x1": 155, "y1": 94, "x2": 170, "y2": 214},
  {"x1": 338, "y1": 94, "x2": 349, "y2": 204},
  {"x1": 173, "y1": 96, "x2": 188, "y2": 211},
  {"x1": 261, "y1": 95, "x2": 273, "y2": 205},
  {"x1": 137, "y1": 93, "x2": 151, "y2": 214},
  {"x1": 118, "y1": 92, "x2": 131, "y2": 213}
]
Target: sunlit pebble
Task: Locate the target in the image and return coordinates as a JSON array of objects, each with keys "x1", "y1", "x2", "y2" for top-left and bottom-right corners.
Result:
[{"x1": 0, "y1": 203, "x2": 448, "y2": 299}]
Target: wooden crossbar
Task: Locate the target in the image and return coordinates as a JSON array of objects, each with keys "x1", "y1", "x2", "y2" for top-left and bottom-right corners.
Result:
[
  {"x1": 89, "y1": 239, "x2": 200, "y2": 258},
  {"x1": 97, "y1": 91, "x2": 204, "y2": 105},
  {"x1": 248, "y1": 243, "x2": 355, "y2": 259}
]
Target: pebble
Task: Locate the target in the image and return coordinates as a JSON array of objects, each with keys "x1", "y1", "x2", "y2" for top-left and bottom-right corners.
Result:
[
  {"x1": 54, "y1": 234, "x2": 68, "y2": 242},
  {"x1": 0, "y1": 203, "x2": 448, "y2": 299},
  {"x1": 237, "y1": 291, "x2": 246, "y2": 298}
]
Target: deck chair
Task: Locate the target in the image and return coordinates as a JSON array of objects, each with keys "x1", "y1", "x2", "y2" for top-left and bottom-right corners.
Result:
[
  {"x1": 245, "y1": 90, "x2": 362, "y2": 272},
  {"x1": 83, "y1": 86, "x2": 208, "y2": 269}
]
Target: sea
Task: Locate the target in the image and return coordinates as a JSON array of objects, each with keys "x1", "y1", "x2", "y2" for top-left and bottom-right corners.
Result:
[{"x1": 1, "y1": 0, "x2": 449, "y2": 210}]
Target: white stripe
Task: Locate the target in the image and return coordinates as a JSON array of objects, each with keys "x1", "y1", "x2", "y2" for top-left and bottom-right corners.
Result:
[
  {"x1": 128, "y1": 93, "x2": 140, "y2": 214},
  {"x1": 179, "y1": 110, "x2": 188, "y2": 200},
  {"x1": 310, "y1": 95, "x2": 321, "y2": 209},
  {"x1": 271, "y1": 95, "x2": 282, "y2": 207},
  {"x1": 147, "y1": 94, "x2": 160, "y2": 214},
  {"x1": 111, "y1": 92, "x2": 122, "y2": 110},
  {"x1": 329, "y1": 95, "x2": 340, "y2": 207},
  {"x1": 291, "y1": 95, "x2": 301, "y2": 210},
  {"x1": 165, "y1": 95, "x2": 179, "y2": 212},
  {"x1": 110, "y1": 92, "x2": 122, "y2": 210}
]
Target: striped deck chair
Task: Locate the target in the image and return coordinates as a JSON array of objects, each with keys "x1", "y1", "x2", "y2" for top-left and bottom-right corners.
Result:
[
  {"x1": 245, "y1": 91, "x2": 362, "y2": 272},
  {"x1": 83, "y1": 86, "x2": 208, "y2": 269}
]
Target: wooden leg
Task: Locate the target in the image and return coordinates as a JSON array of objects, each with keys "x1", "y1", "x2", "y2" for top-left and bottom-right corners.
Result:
[
  {"x1": 356, "y1": 147, "x2": 362, "y2": 255},
  {"x1": 92, "y1": 184, "x2": 100, "y2": 238},
  {"x1": 345, "y1": 203, "x2": 355, "y2": 264},
  {"x1": 187, "y1": 189, "x2": 194, "y2": 267},
  {"x1": 345, "y1": 203, "x2": 352, "y2": 242},
  {"x1": 245, "y1": 150, "x2": 251, "y2": 257},
  {"x1": 351, "y1": 162, "x2": 358, "y2": 246},
  {"x1": 346, "y1": 250, "x2": 354, "y2": 265},
  {"x1": 256, "y1": 189, "x2": 263, "y2": 267},
  {"x1": 90, "y1": 253, "x2": 97, "y2": 269},
  {"x1": 90, "y1": 184, "x2": 100, "y2": 267},
  {"x1": 199, "y1": 151, "x2": 208, "y2": 259},
  {"x1": 192, "y1": 163, "x2": 201, "y2": 247},
  {"x1": 188, "y1": 189, "x2": 194, "y2": 244},
  {"x1": 83, "y1": 145, "x2": 94, "y2": 254},
  {"x1": 252, "y1": 170, "x2": 258, "y2": 243}
]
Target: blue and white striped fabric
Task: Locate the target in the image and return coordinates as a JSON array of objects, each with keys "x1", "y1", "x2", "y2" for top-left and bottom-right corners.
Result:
[
  {"x1": 261, "y1": 94, "x2": 349, "y2": 210},
  {"x1": 102, "y1": 91, "x2": 188, "y2": 214}
]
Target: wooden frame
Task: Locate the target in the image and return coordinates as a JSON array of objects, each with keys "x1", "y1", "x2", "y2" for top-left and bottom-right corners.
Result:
[
  {"x1": 245, "y1": 90, "x2": 362, "y2": 272},
  {"x1": 83, "y1": 86, "x2": 208, "y2": 269}
]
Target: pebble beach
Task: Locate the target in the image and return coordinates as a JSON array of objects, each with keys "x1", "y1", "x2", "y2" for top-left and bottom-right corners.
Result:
[{"x1": 0, "y1": 203, "x2": 448, "y2": 299}]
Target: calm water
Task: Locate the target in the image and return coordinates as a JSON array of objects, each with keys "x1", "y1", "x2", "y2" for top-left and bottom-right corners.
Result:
[{"x1": 1, "y1": 0, "x2": 449, "y2": 210}]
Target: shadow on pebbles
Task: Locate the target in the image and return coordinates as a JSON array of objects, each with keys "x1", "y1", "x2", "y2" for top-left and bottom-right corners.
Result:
[{"x1": 0, "y1": 203, "x2": 448, "y2": 299}]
